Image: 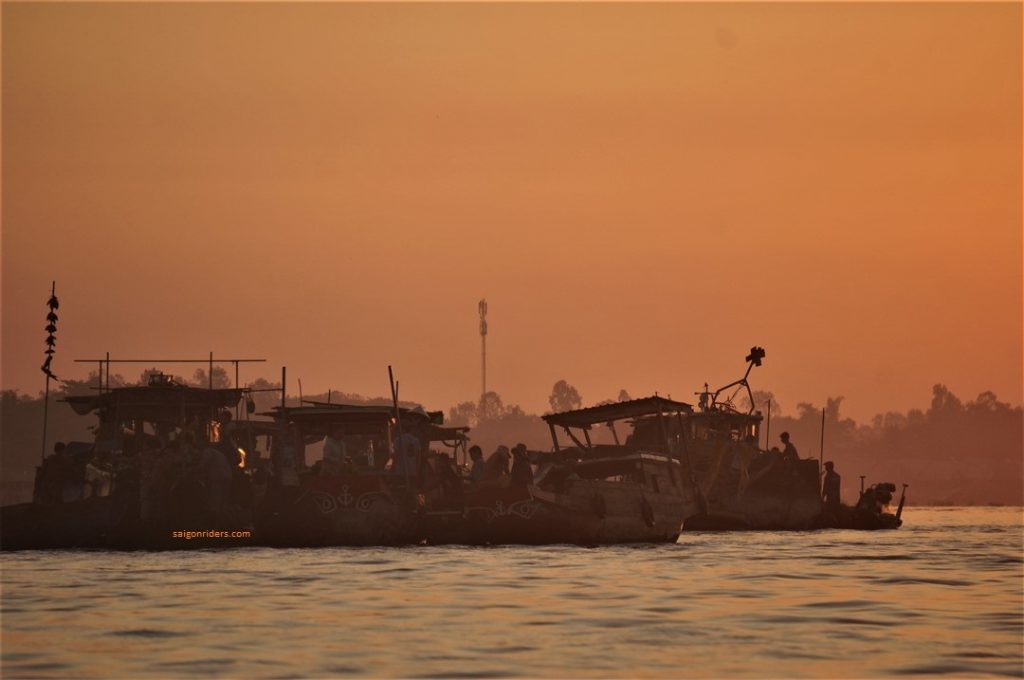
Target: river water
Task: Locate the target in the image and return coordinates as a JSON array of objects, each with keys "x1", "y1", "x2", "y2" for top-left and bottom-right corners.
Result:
[{"x1": 1, "y1": 507, "x2": 1021, "y2": 678}]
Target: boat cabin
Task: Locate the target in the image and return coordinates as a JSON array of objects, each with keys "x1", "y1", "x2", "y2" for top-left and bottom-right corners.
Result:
[
  {"x1": 541, "y1": 396, "x2": 694, "y2": 456},
  {"x1": 262, "y1": 403, "x2": 468, "y2": 475},
  {"x1": 63, "y1": 374, "x2": 246, "y2": 456}
]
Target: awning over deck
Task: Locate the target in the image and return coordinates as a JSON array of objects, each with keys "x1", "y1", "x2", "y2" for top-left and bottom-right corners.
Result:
[
  {"x1": 63, "y1": 386, "x2": 243, "y2": 419},
  {"x1": 542, "y1": 396, "x2": 692, "y2": 429},
  {"x1": 261, "y1": 403, "x2": 449, "y2": 437}
]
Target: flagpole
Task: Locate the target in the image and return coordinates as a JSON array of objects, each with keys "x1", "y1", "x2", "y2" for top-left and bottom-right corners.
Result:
[{"x1": 41, "y1": 373, "x2": 51, "y2": 465}]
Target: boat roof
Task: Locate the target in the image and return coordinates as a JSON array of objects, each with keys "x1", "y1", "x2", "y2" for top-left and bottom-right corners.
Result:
[
  {"x1": 64, "y1": 385, "x2": 243, "y2": 419},
  {"x1": 575, "y1": 451, "x2": 681, "y2": 467},
  {"x1": 542, "y1": 396, "x2": 693, "y2": 428},
  {"x1": 262, "y1": 404, "x2": 452, "y2": 438}
]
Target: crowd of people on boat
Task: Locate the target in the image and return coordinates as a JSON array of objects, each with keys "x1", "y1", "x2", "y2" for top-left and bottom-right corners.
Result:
[
  {"x1": 33, "y1": 403, "x2": 908, "y2": 536},
  {"x1": 465, "y1": 443, "x2": 534, "y2": 487}
]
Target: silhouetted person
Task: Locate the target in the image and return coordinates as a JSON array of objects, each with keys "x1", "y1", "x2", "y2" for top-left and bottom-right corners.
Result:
[
  {"x1": 322, "y1": 429, "x2": 345, "y2": 476},
  {"x1": 510, "y1": 443, "x2": 533, "y2": 485},
  {"x1": 432, "y1": 453, "x2": 463, "y2": 505},
  {"x1": 481, "y1": 445, "x2": 511, "y2": 484},
  {"x1": 35, "y1": 442, "x2": 68, "y2": 504},
  {"x1": 469, "y1": 445, "x2": 485, "y2": 484},
  {"x1": 822, "y1": 460, "x2": 841, "y2": 510},
  {"x1": 779, "y1": 432, "x2": 799, "y2": 462},
  {"x1": 391, "y1": 432, "x2": 420, "y2": 478}
]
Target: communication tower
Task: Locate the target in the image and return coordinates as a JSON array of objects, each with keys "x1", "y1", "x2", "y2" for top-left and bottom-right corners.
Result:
[{"x1": 478, "y1": 299, "x2": 488, "y2": 402}]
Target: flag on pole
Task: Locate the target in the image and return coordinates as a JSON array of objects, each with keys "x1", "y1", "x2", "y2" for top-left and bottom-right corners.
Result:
[{"x1": 41, "y1": 283, "x2": 59, "y2": 380}]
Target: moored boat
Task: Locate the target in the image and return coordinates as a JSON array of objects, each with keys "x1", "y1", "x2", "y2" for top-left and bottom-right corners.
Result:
[
  {"x1": 425, "y1": 397, "x2": 702, "y2": 545},
  {"x1": 254, "y1": 402, "x2": 468, "y2": 547},
  {"x1": 677, "y1": 348, "x2": 906, "y2": 531},
  {"x1": 1, "y1": 373, "x2": 255, "y2": 549}
]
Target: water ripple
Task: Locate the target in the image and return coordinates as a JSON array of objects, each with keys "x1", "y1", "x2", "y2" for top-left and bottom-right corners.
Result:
[{"x1": 1, "y1": 507, "x2": 1021, "y2": 678}]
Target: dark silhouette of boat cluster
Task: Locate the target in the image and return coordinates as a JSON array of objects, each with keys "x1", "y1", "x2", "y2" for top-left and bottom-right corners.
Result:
[{"x1": 0, "y1": 348, "x2": 905, "y2": 550}]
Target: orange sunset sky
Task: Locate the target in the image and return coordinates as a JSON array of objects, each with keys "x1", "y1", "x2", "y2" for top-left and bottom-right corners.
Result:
[{"x1": 2, "y1": 2, "x2": 1021, "y2": 423}]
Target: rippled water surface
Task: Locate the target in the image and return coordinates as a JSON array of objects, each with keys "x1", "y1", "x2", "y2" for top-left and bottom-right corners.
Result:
[{"x1": 2, "y1": 507, "x2": 1022, "y2": 678}]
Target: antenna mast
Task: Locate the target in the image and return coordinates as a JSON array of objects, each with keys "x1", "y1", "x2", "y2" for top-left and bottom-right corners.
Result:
[{"x1": 478, "y1": 299, "x2": 488, "y2": 402}]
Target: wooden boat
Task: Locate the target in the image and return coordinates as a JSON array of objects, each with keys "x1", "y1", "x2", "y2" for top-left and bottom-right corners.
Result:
[
  {"x1": 254, "y1": 402, "x2": 468, "y2": 547},
  {"x1": 424, "y1": 397, "x2": 702, "y2": 545},
  {"x1": 816, "y1": 482, "x2": 905, "y2": 530},
  {"x1": 677, "y1": 348, "x2": 905, "y2": 531},
  {"x1": 1, "y1": 374, "x2": 255, "y2": 549}
]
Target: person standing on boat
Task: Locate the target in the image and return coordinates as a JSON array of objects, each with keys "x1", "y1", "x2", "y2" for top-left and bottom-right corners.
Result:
[
  {"x1": 391, "y1": 432, "x2": 421, "y2": 478},
  {"x1": 468, "y1": 445, "x2": 485, "y2": 484},
  {"x1": 779, "y1": 432, "x2": 799, "y2": 462},
  {"x1": 272, "y1": 425, "x2": 301, "y2": 486},
  {"x1": 481, "y1": 445, "x2": 511, "y2": 484},
  {"x1": 822, "y1": 461, "x2": 841, "y2": 510},
  {"x1": 510, "y1": 444, "x2": 533, "y2": 485},
  {"x1": 323, "y1": 429, "x2": 345, "y2": 475}
]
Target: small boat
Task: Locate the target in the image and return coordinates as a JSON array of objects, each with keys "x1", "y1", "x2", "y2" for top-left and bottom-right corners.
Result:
[
  {"x1": 424, "y1": 397, "x2": 702, "y2": 545},
  {"x1": 678, "y1": 348, "x2": 906, "y2": 531},
  {"x1": 817, "y1": 482, "x2": 905, "y2": 530}
]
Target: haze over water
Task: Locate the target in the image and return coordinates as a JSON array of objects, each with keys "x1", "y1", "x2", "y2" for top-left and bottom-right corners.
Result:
[{"x1": 1, "y1": 507, "x2": 1021, "y2": 678}]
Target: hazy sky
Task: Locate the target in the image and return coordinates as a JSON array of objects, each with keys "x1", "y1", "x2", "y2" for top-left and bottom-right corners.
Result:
[{"x1": 2, "y1": 2, "x2": 1021, "y2": 423}]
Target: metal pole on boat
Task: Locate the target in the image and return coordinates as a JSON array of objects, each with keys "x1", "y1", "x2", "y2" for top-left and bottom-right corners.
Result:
[
  {"x1": 819, "y1": 407, "x2": 826, "y2": 474},
  {"x1": 281, "y1": 366, "x2": 286, "y2": 409},
  {"x1": 40, "y1": 375, "x2": 51, "y2": 465},
  {"x1": 896, "y1": 484, "x2": 908, "y2": 521},
  {"x1": 478, "y1": 300, "x2": 487, "y2": 404},
  {"x1": 764, "y1": 399, "x2": 771, "y2": 451},
  {"x1": 388, "y1": 365, "x2": 409, "y2": 487}
]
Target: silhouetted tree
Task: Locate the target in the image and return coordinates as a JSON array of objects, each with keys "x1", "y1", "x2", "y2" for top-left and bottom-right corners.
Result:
[
  {"x1": 448, "y1": 401, "x2": 478, "y2": 428},
  {"x1": 740, "y1": 389, "x2": 777, "y2": 414},
  {"x1": 59, "y1": 370, "x2": 128, "y2": 397},
  {"x1": 478, "y1": 391, "x2": 505, "y2": 422},
  {"x1": 928, "y1": 384, "x2": 963, "y2": 420},
  {"x1": 191, "y1": 367, "x2": 231, "y2": 389},
  {"x1": 549, "y1": 380, "x2": 582, "y2": 413}
]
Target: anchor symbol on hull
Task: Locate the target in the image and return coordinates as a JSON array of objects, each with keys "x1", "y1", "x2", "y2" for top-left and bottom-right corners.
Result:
[{"x1": 338, "y1": 485, "x2": 354, "y2": 507}]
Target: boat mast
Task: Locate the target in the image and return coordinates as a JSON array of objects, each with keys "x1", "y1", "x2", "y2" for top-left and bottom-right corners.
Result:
[{"x1": 478, "y1": 299, "x2": 488, "y2": 404}]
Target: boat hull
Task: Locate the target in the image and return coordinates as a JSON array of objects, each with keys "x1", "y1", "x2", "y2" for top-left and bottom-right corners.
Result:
[
  {"x1": 425, "y1": 481, "x2": 691, "y2": 545},
  {"x1": 255, "y1": 476, "x2": 420, "y2": 547}
]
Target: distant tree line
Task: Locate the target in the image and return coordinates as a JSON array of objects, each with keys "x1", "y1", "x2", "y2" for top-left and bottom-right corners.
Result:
[
  {"x1": 742, "y1": 385, "x2": 1022, "y2": 505},
  {"x1": 2, "y1": 374, "x2": 1020, "y2": 506}
]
